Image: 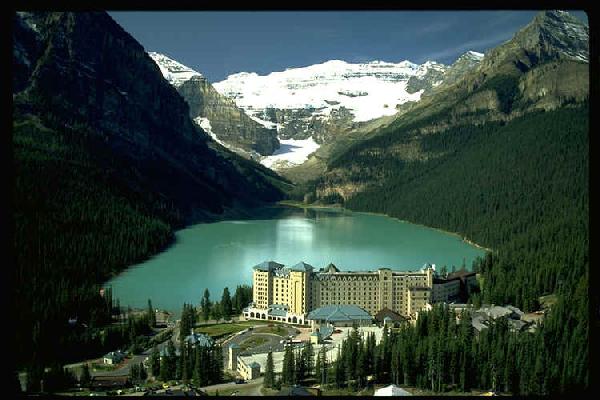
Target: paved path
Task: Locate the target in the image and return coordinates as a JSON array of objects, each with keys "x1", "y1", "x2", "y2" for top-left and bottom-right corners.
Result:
[{"x1": 200, "y1": 377, "x2": 264, "y2": 395}]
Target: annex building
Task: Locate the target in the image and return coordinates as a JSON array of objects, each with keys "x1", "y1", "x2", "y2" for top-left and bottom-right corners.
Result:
[{"x1": 243, "y1": 260, "x2": 476, "y2": 325}]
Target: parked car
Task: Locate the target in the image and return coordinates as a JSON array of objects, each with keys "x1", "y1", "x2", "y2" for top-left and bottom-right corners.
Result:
[{"x1": 235, "y1": 379, "x2": 246, "y2": 384}]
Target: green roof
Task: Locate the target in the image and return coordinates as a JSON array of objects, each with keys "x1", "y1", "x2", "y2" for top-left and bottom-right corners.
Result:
[
  {"x1": 290, "y1": 261, "x2": 314, "y2": 272},
  {"x1": 253, "y1": 261, "x2": 284, "y2": 271},
  {"x1": 307, "y1": 305, "x2": 372, "y2": 322}
]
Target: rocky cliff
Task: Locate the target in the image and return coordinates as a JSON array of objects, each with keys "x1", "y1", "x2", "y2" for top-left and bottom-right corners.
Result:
[{"x1": 150, "y1": 52, "x2": 280, "y2": 157}]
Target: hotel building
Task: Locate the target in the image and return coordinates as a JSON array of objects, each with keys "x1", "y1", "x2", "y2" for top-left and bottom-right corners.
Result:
[{"x1": 244, "y1": 260, "x2": 476, "y2": 324}]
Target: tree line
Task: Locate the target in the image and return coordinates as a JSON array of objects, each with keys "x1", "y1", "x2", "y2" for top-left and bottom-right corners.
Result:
[{"x1": 311, "y1": 104, "x2": 588, "y2": 393}]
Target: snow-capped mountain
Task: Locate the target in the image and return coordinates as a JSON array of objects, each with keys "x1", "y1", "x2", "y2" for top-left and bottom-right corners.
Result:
[
  {"x1": 213, "y1": 59, "x2": 446, "y2": 129},
  {"x1": 148, "y1": 52, "x2": 202, "y2": 87},
  {"x1": 151, "y1": 52, "x2": 484, "y2": 170},
  {"x1": 149, "y1": 52, "x2": 279, "y2": 157}
]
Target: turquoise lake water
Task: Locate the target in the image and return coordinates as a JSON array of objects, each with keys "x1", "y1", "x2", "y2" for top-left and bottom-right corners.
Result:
[{"x1": 107, "y1": 206, "x2": 486, "y2": 314}]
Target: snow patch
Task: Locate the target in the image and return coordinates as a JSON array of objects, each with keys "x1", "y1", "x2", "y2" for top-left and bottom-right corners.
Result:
[
  {"x1": 260, "y1": 137, "x2": 320, "y2": 169},
  {"x1": 149, "y1": 52, "x2": 202, "y2": 87}
]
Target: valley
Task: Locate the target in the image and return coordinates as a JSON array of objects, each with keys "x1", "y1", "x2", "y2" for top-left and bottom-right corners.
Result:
[{"x1": 11, "y1": 9, "x2": 590, "y2": 397}]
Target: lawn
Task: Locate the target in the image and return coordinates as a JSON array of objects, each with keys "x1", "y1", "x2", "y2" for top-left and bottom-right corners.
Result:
[
  {"x1": 253, "y1": 325, "x2": 287, "y2": 336},
  {"x1": 194, "y1": 321, "x2": 270, "y2": 338},
  {"x1": 239, "y1": 336, "x2": 269, "y2": 350}
]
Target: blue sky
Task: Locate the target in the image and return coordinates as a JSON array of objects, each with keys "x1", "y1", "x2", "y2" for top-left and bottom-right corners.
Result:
[{"x1": 109, "y1": 11, "x2": 588, "y2": 82}]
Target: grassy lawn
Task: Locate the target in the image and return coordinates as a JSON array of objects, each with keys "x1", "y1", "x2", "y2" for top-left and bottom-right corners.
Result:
[
  {"x1": 253, "y1": 325, "x2": 287, "y2": 336},
  {"x1": 194, "y1": 320, "x2": 271, "y2": 338},
  {"x1": 239, "y1": 336, "x2": 269, "y2": 350}
]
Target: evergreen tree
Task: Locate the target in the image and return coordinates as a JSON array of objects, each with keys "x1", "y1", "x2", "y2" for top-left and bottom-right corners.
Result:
[
  {"x1": 166, "y1": 340, "x2": 177, "y2": 380},
  {"x1": 211, "y1": 302, "x2": 223, "y2": 323},
  {"x1": 304, "y1": 341, "x2": 314, "y2": 378},
  {"x1": 147, "y1": 299, "x2": 156, "y2": 328},
  {"x1": 264, "y1": 351, "x2": 275, "y2": 388},
  {"x1": 281, "y1": 345, "x2": 295, "y2": 385},
  {"x1": 201, "y1": 289, "x2": 211, "y2": 322},
  {"x1": 221, "y1": 288, "x2": 233, "y2": 321},
  {"x1": 139, "y1": 362, "x2": 147, "y2": 381},
  {"x1": 159, "y1": 354, "x2": 169, "y2": 382},
  {"x1": 315, "y1": 349, "x2": 322, "y2": 385},
  {"x1": 150, "y1": 345, "x2": 160, "y2": 378}
]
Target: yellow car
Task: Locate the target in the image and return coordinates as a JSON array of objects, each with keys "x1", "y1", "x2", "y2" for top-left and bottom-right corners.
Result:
[{"x1": 162, "y1": 383, "x2": 170, "y2": 389}]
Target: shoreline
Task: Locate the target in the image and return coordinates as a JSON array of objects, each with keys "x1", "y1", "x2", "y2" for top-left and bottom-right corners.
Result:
[{"x1": 279, "y1": 200, "x2": 494, "y2": 253}]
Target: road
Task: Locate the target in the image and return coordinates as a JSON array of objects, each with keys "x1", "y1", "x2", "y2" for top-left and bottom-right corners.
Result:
[{"x1": 200, "y1": 377, "x2": 264, "y2": 396}]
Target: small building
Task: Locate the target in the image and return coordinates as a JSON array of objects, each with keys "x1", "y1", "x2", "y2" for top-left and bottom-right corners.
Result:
[
  {"x1": 227, "y1": 343, "x2": 240, "y2": 371},
  {"x1": 238, "y1": 358, "x2": 261, "y2": 381},
  {"x1": 432, "y1": 277, "x2": 461, "y2": 303},
  {"x1": 307, "y1": 305, "x2": 372, "y2": 329},
  {"x1": 103, "y1": 350, "x2": 126, "y2": 365},
  {"x1": 374, "y1": 384, "x2": 412, "y2": 396}
]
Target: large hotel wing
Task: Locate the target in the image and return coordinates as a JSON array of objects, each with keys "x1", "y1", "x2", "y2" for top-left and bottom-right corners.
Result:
[{"x1": 244, "y1": 261, "x2": 477, "y2": 326}]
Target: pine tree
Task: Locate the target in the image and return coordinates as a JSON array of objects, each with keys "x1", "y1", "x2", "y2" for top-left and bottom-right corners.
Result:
[
  {"x1": 166, "y1": 340, "x2": 177, "y2": 380},
  {"x1": 139, "y1": 362, "x2": 147, "y2": 381},
  {"x1": 201, "y1": 289, "x2": 211, "y2": 322},
  {"x1": 147, "y1": 299, "x2": 156, "y2": 328},
  {"x1": 221, "y1": 288, "x2": 233, "y2": 321},
  {"x1": 181, "y1": 342, "x2": 189, "y2": 383},
  {"x1": 304, "y1": 341, "x2": 314, "y2": 378},
  {"x1": 281, "y1": 345, "x2": 295, "y2": 385},
  {"x1": 315, "y1": 349, "x2": 322, "y2": 385},
  {"x1": 264, "y1": 351, "x2": 275, "y2": 388},
  {"x1": 130, "y1": 363, "x2": 140, "y2": 382},
  {"x1": 212, "y1": 344, "x2": 224, "y2": 384},
  {"x1": 159, "y1": 354, "x2": 169, "y2": 382},
  {"x1": 150, "y1": 345, "x2": 160, "y2": 377}
]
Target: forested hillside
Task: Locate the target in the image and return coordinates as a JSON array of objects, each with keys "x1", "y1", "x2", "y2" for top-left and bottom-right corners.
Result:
[
  {"x1": 12, "y1": 11, "x2": 288, "y2": 372},
  {"x1": 298, "y1": 12, "x2": 589, "y2": 394},
  {"x1": 307, "y1": 100, "x2": 589, "y2": 395}
]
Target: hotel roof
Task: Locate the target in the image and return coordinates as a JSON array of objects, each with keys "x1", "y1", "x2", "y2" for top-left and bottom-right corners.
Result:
[
  {"x1": 253, "y1": 261, "x2": 285, "y2": 271},
  {"x1": 307, "y1": 304, "x2": 372, "y2": 322},
  {"x1": 290, "y1": 261, "x2": 314, "y2": 272}
]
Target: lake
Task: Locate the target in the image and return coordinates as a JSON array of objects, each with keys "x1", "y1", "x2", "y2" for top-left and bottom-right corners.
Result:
[{"x1": 107, "y1": 206, "x2": 486, "y2": 314}]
